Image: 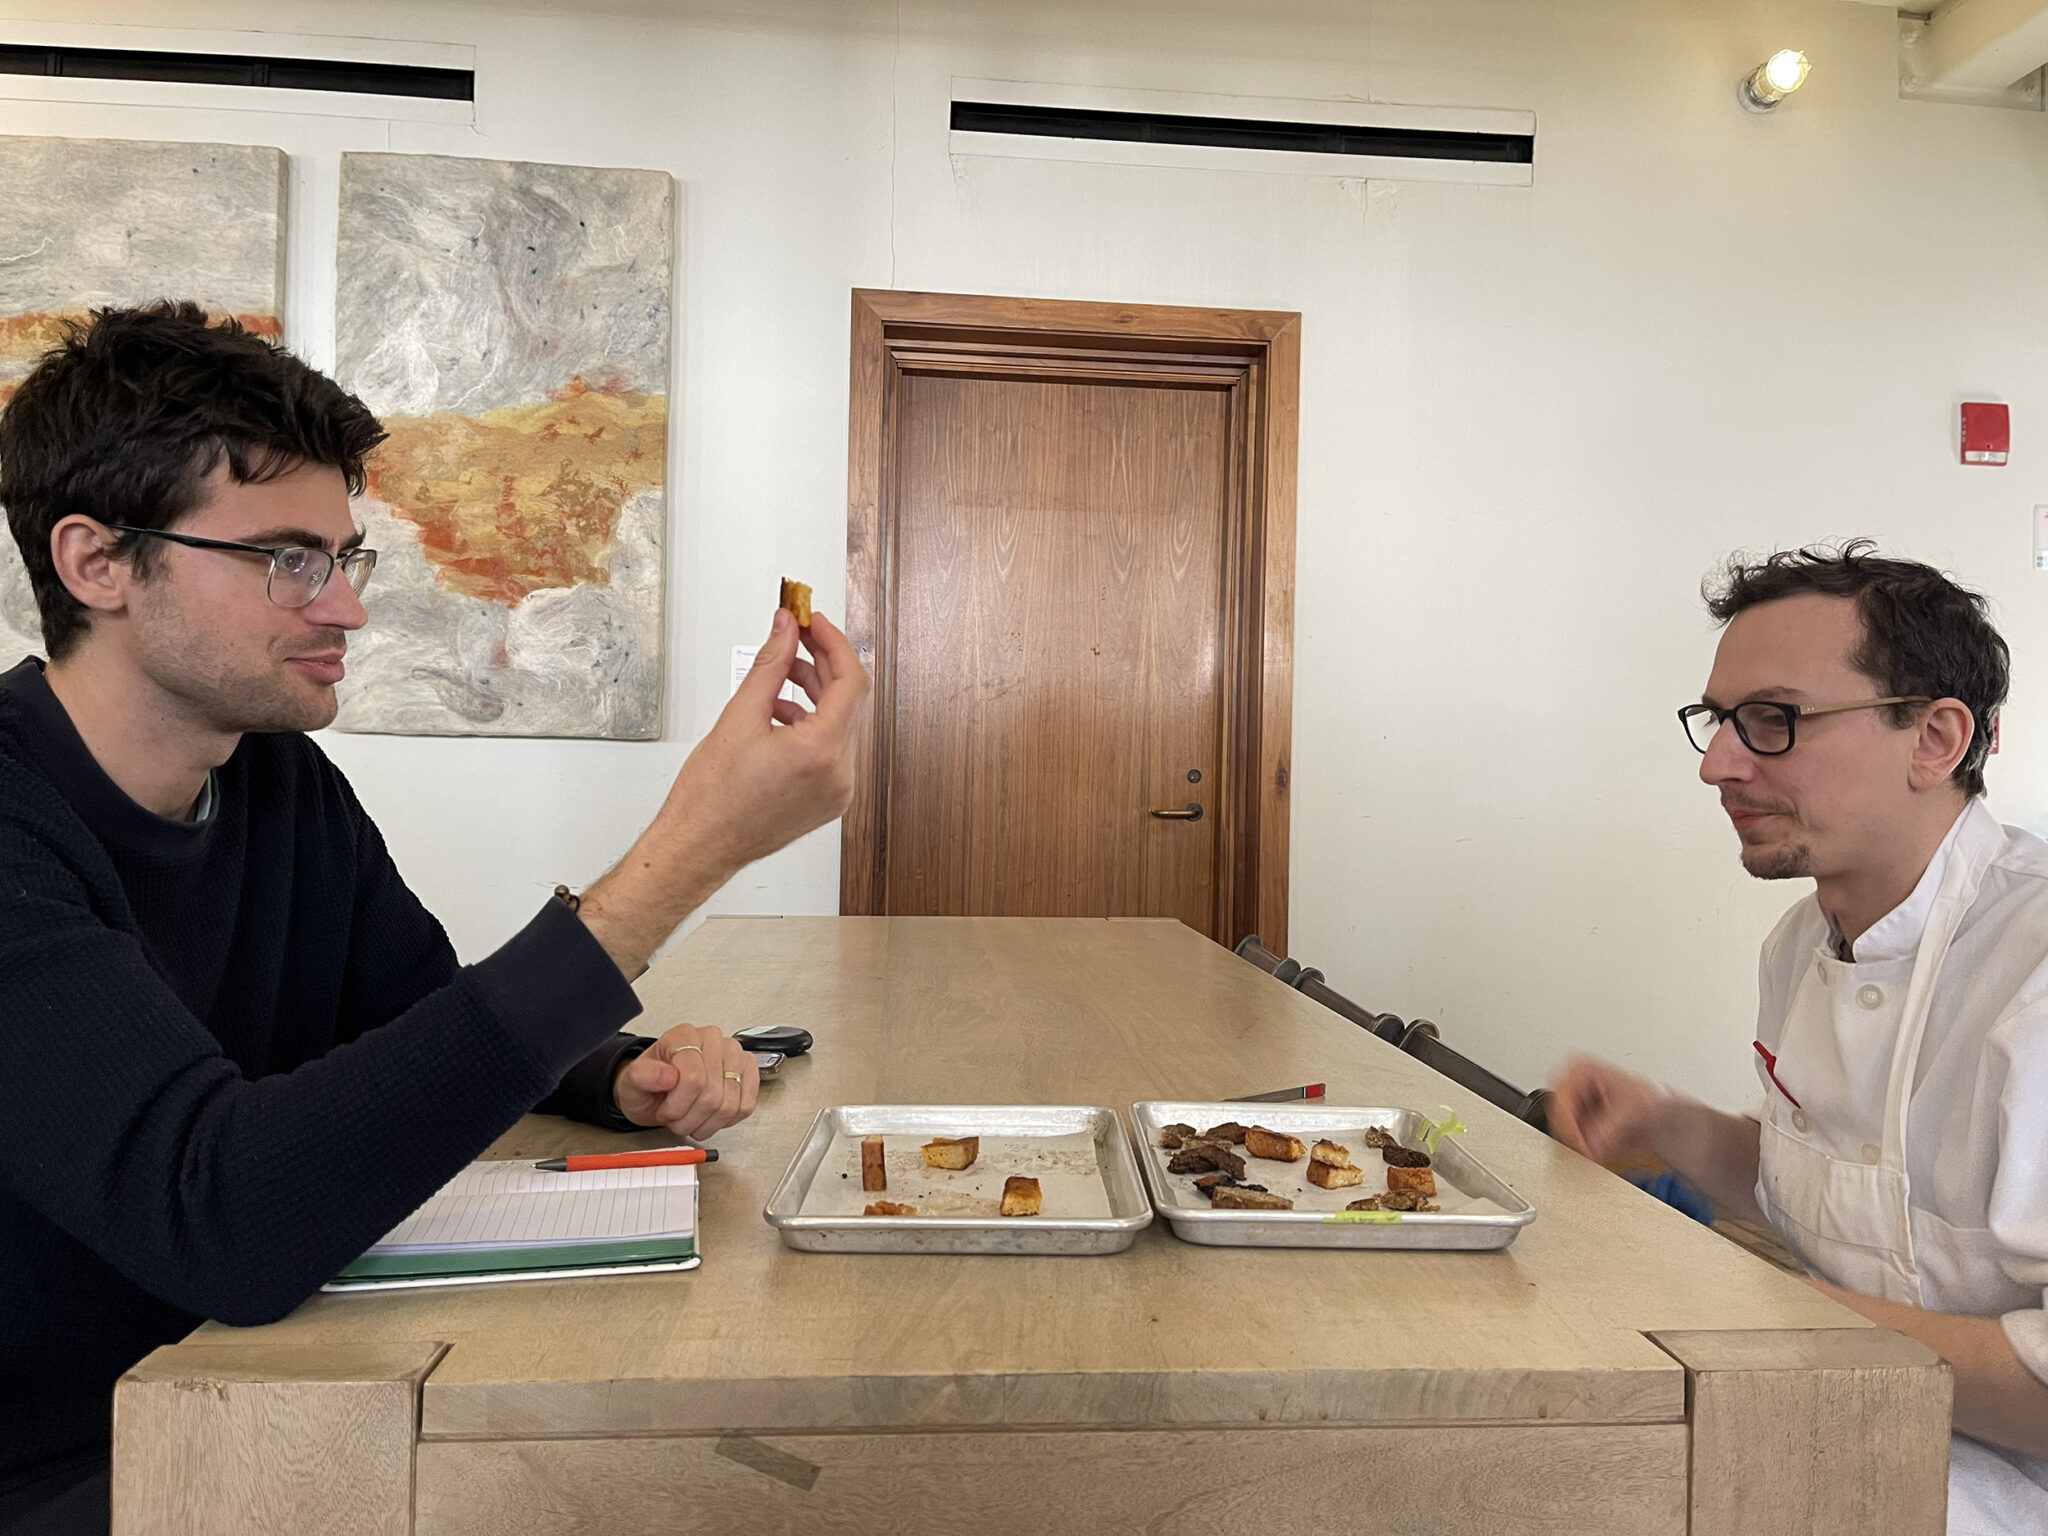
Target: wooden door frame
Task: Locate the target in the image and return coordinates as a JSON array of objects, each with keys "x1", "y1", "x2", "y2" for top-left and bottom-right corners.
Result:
[{"x1": 839, "y1": 288, "x2": 1300, "y2": 954}]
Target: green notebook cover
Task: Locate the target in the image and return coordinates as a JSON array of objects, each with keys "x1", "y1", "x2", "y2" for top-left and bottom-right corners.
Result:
[{"x1": 329, "y1": 1234, "x2": 697, "y2": 1286}]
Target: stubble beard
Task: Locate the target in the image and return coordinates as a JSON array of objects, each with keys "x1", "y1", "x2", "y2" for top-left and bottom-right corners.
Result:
[
  {"x1": 136, "y1": 591, "x2": 342, "y2": 736},
  {"x1": 1740, "y1": 839, "x2": 1813, "y2": 880}
]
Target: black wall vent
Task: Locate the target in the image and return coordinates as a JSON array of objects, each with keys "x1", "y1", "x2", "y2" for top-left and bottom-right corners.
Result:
[
  {"x1": 951, "y1": 100, "x2": 1532, "y2": 165},
  {"x1": 0, "y1": 43, "x2": 473, "y2": 101}
]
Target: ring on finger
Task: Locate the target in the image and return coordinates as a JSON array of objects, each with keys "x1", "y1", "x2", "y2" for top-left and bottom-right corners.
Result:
[
  {"x1": 666, "y1": 1043, "x2": 705, "y2": 1065},
  {"x1": 723, "y1": 1071, "x2": 743, "y2": 1083}
]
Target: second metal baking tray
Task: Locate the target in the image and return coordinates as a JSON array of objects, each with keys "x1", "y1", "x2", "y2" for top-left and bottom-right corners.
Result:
[
  {"x1": 1131, "y1": 1101, "x2": 1537, "y2": 1250},
  {"x1": 764, "y1": 1104, "x2": 1153, "y2": 1255}
]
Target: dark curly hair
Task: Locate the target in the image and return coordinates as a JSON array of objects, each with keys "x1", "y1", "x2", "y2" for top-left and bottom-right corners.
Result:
[
  {"x1": 1703, "y1": 539, "x2": 2008, "y2": 797},
  {"x1": 0, "y1": 301, "x2": 386, "y2": 658}
]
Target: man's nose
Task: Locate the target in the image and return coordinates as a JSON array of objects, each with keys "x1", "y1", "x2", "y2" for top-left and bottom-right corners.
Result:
[
  {"x1": 1698, "y1": 718, "x2": 1753, "y2": 786},
  {"x1": 305, "y1": 568, "x2": 368, "y2": 631}
]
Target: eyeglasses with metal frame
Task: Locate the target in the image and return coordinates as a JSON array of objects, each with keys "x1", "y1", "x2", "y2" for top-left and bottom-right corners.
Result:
[
  {"x1": 1678, "y1": 696, "x2": 1933, "y2": 756},
  {"x1": 102, "y1": 524, "x2": 378, "y2": 609}
]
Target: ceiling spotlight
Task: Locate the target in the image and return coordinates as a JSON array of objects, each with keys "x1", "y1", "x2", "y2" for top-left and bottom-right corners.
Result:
[{"x1": 1741, "y1": 50, "x2": 1811, "y2": 112}]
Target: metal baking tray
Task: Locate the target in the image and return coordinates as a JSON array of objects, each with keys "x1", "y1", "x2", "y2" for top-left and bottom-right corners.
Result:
[
  {"x1": 1130, "y1": 1101, "x2": 1537, "y2": 1250},
  {"x1": 764, "y1": 1104, "x2": 1153, "y2": 1255}
]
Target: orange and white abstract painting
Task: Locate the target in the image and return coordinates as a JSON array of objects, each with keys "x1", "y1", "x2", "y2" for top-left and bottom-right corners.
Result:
[
  {"x1": 332, "y1": 152, "x2": 672, "y2": 739},
  {"x1": 0, "y1": 136, "x2": 285, "y2": 670}
]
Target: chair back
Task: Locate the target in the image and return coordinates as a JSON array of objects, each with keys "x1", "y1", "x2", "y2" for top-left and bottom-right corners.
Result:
[
  {"x1": 1289, "y1": 970, "x2": 1553, "y2": 1132},
  {"x1": 1232, "y1": 933, "x2": 1301, "y2": 985}
]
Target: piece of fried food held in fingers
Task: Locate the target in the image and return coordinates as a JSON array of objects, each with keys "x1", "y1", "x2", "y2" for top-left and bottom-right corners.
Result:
[{"x1": 779, "y1": 578, "x2": 812, "y2": 627}]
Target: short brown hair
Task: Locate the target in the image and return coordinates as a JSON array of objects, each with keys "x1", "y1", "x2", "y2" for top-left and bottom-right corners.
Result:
[
  {"x1": 1703, "y1": 539, "x2": 2008, "y2": 797},
  {"x1": 0, "y1": 302, "x2": 386, "y2": 658}
]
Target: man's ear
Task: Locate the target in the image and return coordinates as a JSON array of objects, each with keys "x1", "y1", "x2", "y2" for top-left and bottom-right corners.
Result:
[
  {"x1": 49, "y1": 517, "x2": 134, "y2": 618},
  {"x1": 1907, "y1": 697, "x2": 1975, "y2": 792}
]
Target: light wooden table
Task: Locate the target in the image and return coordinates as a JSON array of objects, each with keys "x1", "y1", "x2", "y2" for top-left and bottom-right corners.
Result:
[{"x1": 113, "y1": 918, "x2": 1951, "y2": 1535}]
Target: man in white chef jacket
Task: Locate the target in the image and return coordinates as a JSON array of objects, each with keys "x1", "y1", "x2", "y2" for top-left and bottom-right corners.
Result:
[{"x1": 1549, "y1": 542, "x2": 2048, "y2": 1534}]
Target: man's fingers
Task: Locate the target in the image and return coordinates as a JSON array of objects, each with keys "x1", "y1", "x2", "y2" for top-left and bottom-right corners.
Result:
[
  {"x1": 661, "y1": 1036, "x2": 711, "y2": 1101},
  {"x1": 799, "y1": 629, "x2": 834, "y2": 690},
  {"x1": 788, "y1": 654, "x2": 823, "y2": 705},
  {"x1": 738, "y1": 1049, "x2": 760, "y2": 1118},
  {"x1": 800, "y1": 613, "x2": 870, "y2": 732},
  {"x1": 626, "y1": 1052, "x2": 679, "y2": 1098},
  {"x1": 771, "y1": 698, "x2": 808, "y2": 727},
  {"x1": 732, "y1": 608, "x2": 800, "y2": 714}
]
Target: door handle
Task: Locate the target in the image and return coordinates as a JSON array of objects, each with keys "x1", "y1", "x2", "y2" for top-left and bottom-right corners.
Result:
[{"x1": 1149, "y1": 802, "x2": 1204, "y2": 821}]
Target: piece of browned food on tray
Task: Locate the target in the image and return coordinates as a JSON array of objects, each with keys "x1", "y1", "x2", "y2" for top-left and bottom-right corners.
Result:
[
  {"x1": 1167, "y1": 1141, "x2": 1247, "y2": 1179},
  {"x1": 1243, "y1": 1126, "x2": 1306, "y2": 1162},
  {"x1": 1386, "y1": 1164, "x2": 1437, "y2": 1197},
  {"x1": 999, "y1": 1176, "x2": 1042, "y2": 1217},
  {"x1": 1200, "y1": 1121, "x2": 1251, "y2": 1144},
  {"x1": 1348, "y1": 1189, "x2": 1439, "y2": 1213},
  {"x1": 860, "y1": 1134, "x2": 887, "y2": 1192},
  {"x1": 1307, "y1": 1160, "x2": 1366, "y2": 1189},
  {"x1": 1210, "y1": 1184, "x2": 1294, "y2": 1210},
  {"x1": 920, "y1": 1136, "x2": 979, "y2": 1170},
  {"x1": 1157, "y1": 1123, "x2": 1199, "y2": 1149},
  {"x1": 863, "y1": 1200, "x2": 917, "y2": 1216},
  {"x1": 1362, "y1": 1126, "x2": 1396, "y2": 1150}
]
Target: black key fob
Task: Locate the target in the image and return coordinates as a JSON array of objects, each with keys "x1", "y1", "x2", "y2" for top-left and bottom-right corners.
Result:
[{"x1": 734, "y1": 1024, "x2": 812, "y2": 1057}]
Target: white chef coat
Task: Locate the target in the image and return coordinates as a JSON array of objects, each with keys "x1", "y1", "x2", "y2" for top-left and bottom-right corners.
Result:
[{"x1": 1752, "y1": 798, "x2": 2048, "y2": 1535}]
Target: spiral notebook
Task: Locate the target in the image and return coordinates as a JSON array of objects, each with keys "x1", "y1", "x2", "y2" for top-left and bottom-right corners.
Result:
[{"x1": 322, "y1": 1158, "x2": 700, "y2": 1292}]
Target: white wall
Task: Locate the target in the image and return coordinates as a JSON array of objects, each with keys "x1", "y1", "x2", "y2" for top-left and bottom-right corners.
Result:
[{"x1": 4, "y1": 0, "x2": 2045, "y2": 1110}]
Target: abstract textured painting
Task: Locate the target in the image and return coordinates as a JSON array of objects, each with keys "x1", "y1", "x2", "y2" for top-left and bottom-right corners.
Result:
[
  {"x1": 0, "y1": 136, "x2": 286, "y2": 669},
  {"x1": 332, "y1": 153, "x2": 672, "y2": 739}
]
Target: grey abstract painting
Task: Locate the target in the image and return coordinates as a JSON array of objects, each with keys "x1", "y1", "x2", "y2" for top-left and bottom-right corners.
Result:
[
  {"x1": 332, "y1": 152, "x2": 673, "y2": 739},
  {"x1": 0, "y1": 135, "x2": 286, "y2": 669}
]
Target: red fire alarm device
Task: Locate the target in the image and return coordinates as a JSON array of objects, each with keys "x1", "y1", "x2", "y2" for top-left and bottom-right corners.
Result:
[{"x1": 1962, "y1": 402, "x2": 2010, "y2": 465}]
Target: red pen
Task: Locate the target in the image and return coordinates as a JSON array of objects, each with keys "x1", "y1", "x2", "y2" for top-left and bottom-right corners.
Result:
[
  {"x1": 534, "y1": 1147, "x2": 719, "y2": 1172},
  {"x1": 1753, "y1": 1041, "x2": 1802, "y2": 1110}
]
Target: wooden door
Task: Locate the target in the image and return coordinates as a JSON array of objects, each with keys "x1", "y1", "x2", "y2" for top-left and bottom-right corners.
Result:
[
  {"x1": 842, "y1": 291, "x2": 1298, "y2": 951},
  {"x1": 887, "y1": 373, "x2": 1226, "y2": 930}
]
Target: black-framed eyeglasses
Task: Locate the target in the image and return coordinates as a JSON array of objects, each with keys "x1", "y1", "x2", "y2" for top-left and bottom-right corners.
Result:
[
  {"x1": 103, "y1": 525, "x2": 378, "y2": 609},
  {"x1": 1678, "y1": 696, "x2": 1933, "y2": 756}
]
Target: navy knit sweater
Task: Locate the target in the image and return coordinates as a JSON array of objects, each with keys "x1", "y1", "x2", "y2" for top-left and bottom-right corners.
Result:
[{"x1": 0, "y1": 658, "x2": 649, "y2": 1498}]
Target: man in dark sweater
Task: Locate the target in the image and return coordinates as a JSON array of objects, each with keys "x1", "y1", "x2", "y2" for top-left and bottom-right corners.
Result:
[{"x1": 0, "y1": 305, "x2": 866, "y2": 1534}]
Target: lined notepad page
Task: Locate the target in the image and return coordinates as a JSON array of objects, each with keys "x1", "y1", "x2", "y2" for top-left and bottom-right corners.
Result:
[{"x1": 366, "y1": 1161, "x2": 698, "y2": 1255}]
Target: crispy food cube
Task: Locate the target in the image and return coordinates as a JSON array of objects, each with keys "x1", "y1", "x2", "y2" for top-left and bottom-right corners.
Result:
[
  {"x1": 1201, "y1": 1121, "x2": 1251, "y2": 1144},
  {"x1": 999, "y1": 1175, "x2": 1042, "y2": 1217},
  {"x1": 920, "y1": 1136, "x2": 979, "y2": 1170},
  {"x1": 778, "y1": 577, "x2": 812, "y2": 626},
  {"x1": 864, "y1": 1200, "x2": 917, "y2": 1216},
  {"x1": 1306, "y1": 1160, "x2": 1366, "y2": 1189},
  {"x1": 1210, "y1": 1184, "x2": 1294, "y2": 1210},
  {"x1": 1310, "y1": 1139, "x2": 1354, "y2": 1167},
  {"x1": 1242, "y1": 1126, "x2": 1306, "y2": 1162},
  {"x1": 1157, "y1": 1123, "x2": 1198, "y2": 1149},
  {"x1": 1377, "y1": 1188, "x2": 1438, "y2": 1212},
  {"x1": 860, "y1": 1134, "x2": 887, "y2": 1192},
  {"x1": 1386, "y1": 1164, "x2": 1437, "y2": 1197}
]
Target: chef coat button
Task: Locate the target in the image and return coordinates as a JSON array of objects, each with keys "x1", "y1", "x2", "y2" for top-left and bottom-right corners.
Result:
[
  {"x1": 1856, "y1": 984, "x2": 1884, "y2": 1010},
  {"x1": 1862, "y1": 1143, "x2": 1882, "y2": 1165},
  {"x1": 1792, "y1": 1109, "x2": 1811, "y2": 1134}
]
